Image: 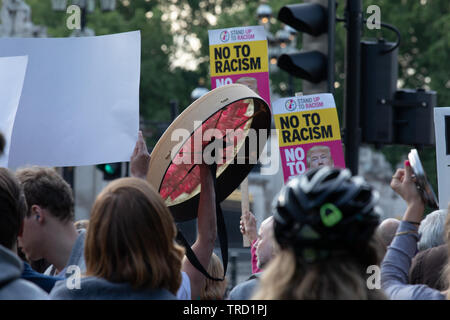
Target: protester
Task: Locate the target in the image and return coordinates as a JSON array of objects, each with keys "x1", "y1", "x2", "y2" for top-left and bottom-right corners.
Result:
[
  {"x1": 200, "y1": 253, "x2": 227, "y2": 300},
  {"x1": 409, "y1": 243, "x2": 448, "y2": 291},
  {"x1": 417, "y1": 209, "x2": 448, "y2": 251},
  {"x1": 16, "y1": 167, "x2": 85, "y2": 277},
  {"x1": 254, "y1": 216, "x2": 275, "y2": 271},
  {"x1": 130, "y1": 131, "x2": 218, "y2": 300},
  {"x1": 381, "y1": 160, "x2": 449, "y2": 299},
  {"x1": 229, "y1": 215, "x2": 275, "y2": 300},
  {"x1": 179, "y1": 163, "x2": 217, "y2": 300},
  {"x1": 0, "y1": 134, "x2": 58, "y2": 291},
  {"x1": 50, "y1": 177, "x2": 185, "y2": 299},
  {"x1": 0, "y1": 168, "x2": 48, "y2": 299},
  {"x1": 408, "y1": 209, "x2": 448, "y2": 291},
  {"x1": 253, "y1": 167, "x2": 385, "y2": 299},
  {"x1": 377, "y1": 218, "x2": 400, "y2": 248}
]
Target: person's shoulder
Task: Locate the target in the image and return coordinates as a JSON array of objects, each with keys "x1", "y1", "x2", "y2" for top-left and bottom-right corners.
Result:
[
  {"x1": 0, "y1": 278, "x2": 49, "y2": 300},
  {"x1": 427, "y1": 244, "x2": 448, "y2": 256},
  {"x1": 387, "y1": 282, "x2": 446, "y2": 300},
  {"x1": 51, "y1": 276, "x2": 178, "y2": 300},
  {"x1": 228, "y1": 276, "x2": 260, "y2": 300},
  {"x1": 50, "y1": 276, "x2": 101, "y2": 300},
  {"x1": 412, "y1": 244, "x2": 448, "y2": 269},
  {"x1": 409, "y1": 284, "x2": 447, "y2": 300},
  {"x1": 48, "y1": 278, "x2": 70, "y2": 298}
]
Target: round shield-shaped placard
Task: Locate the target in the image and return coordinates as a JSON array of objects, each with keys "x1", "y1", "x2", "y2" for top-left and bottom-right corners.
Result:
[{"x1": 147, "y1": 84, "x2": 272, "y2": 222}]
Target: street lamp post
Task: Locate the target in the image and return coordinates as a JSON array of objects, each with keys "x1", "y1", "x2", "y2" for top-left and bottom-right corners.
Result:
[
  {"x1": 191, "y1": 78, "x2": 209, "y2": 102},
  {"x1": 256, "y1": 2, "x2": 272, "y2": 27},
  {"x1": 0, "y1": 0, "x2": 47, "y2": 37},
  {"x1": 99, "y1": 0, "x2": 116, "y2": 11},
  {"x1": 191, "y1": 86, "x2": 209, "y2": 102},
  {"x1": 52, "y1": 0, "x2": 68, "y2": 11}
]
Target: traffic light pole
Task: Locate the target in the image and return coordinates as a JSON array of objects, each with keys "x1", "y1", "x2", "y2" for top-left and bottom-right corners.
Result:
[
  {"x1": 327, "y1": 0, "x2": 336, "y2": 95},
  {"x1": 343, "y1": 0, "x2": 362, "y2": 175}
]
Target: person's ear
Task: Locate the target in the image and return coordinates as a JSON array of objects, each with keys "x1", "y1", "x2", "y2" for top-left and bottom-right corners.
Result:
[{"x1": 31, "y1": 205, "x2": 44, "y2": 223}]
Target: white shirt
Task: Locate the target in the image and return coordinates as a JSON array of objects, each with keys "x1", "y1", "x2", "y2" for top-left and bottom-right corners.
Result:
[{"x1": 176, "y1": 272, "x2": 191, "y2": 300}]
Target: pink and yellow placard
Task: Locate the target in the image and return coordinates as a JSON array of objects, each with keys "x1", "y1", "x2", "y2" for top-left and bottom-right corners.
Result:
[
  {"x1": 273, "y1": 94, "x2": 345, "y2": 182},
  {"x1": 208, "y1": 26, "x2": 270, "y2": 106}
]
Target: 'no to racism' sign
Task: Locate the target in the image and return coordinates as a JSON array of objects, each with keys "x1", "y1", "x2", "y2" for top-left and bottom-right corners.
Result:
[
  {"x1": 208, "y1": 26, "x2": 271, "y2": 106},
  {"x1": 273, "y1": 94, "x2": 345, "y2": 182}
]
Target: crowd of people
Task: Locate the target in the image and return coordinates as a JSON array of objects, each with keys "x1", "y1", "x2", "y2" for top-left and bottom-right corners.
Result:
[{"x1": 0, "y1": 130, "x2": 449, "y2": 300}]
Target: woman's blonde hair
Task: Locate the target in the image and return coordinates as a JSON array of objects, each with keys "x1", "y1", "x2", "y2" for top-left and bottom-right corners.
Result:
[
  {"x1": 200, "y1": 253, "x2": 227, "y2": 300},
  {"x1": 85, "y1": 177, "x2": 184, "y2": 294},
  {"x1": 253, "y1": 235, "x2": 386, "y2": 300}
]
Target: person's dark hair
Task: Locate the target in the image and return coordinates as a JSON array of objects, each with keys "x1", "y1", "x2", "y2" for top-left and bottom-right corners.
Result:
[
  {"x1": 15, "y1": 167, "x2": 74, "y2": 222},
  {"x1": 0, "y1": 168, "x2": 28, "y2": 249},
  {"x1": 254, "y1": 167, "x2": 385, "y2": 299}
]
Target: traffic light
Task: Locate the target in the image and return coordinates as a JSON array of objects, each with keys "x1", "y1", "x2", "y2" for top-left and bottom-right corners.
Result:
[
  {"x1": 360, "y1": 39, "x2": 398, "y2": 145},
  {"x1": 393, "y1": 89, "x2": 436, "y2": 147},
  {"x1": 360, "y1": 39, "x2": 436, "y2": 147},
  {"x1": 97, "y1": 162, "x2": 122, "y2": 181},
  {"x1": 277, "y1": 0, "x2": 335, "y2": 94}
]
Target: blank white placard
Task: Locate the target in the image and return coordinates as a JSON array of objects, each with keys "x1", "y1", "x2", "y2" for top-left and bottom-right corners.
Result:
[
  {"x1": 0, "y1": 31, "x2": 141, "y2": 168},
  {"x1": 0, "y1": 55, "x2": 28, "y2": 168}
]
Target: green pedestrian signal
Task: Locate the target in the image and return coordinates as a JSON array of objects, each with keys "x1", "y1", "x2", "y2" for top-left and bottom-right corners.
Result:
[{"x1": 97, "y1": 162, "x2": 122, "y2": 181}]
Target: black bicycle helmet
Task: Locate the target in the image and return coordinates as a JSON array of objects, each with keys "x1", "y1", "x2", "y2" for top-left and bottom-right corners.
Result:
[{"x1": 273, "y1": 166, "x2": 380, "y2": 262}]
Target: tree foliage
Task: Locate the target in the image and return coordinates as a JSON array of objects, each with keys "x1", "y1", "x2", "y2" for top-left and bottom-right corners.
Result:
[{"x1": 5, "y1": 0, "x2": 449, "y2": 191}]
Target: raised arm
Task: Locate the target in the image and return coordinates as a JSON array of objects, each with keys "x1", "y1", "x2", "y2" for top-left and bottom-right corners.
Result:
[
  {"x1": 381, "y1": 161, "x2": 443, "y2": 299},
  {"x1": 240, "y1": 210, "x2": 257, "y2": 244},
  {"x1": 130, "y1": 130, "x2": 151, "y2": 179},
  {"x1": 182, "y1": 164, "x2": 217, "y2": 299}
]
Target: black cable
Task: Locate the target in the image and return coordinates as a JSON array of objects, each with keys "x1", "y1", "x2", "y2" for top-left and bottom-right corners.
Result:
[
  {"x1": 335, "y1": 16, "x2": 401, "y2": 54},
  {"x1": 379, "y1": 22, "x2": 401, "y2": 53}
]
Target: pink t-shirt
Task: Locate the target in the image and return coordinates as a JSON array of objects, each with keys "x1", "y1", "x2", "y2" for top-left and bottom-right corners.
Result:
[{"x1": 251, "y1": 240, "x2": 261, "y2": 274}]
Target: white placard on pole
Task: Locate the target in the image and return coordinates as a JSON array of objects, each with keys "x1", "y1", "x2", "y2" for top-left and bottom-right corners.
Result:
[{"x1": 434, "y1": 107, "x2": 450, "y2": 209}]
